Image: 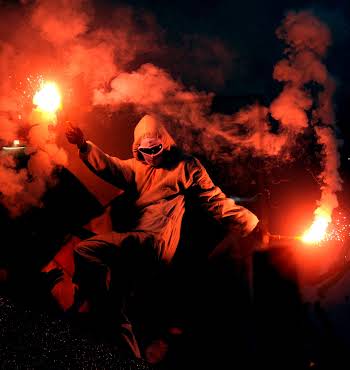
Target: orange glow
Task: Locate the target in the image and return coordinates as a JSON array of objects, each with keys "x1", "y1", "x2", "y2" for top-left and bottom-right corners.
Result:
[
  {"x1": 13, "y1": 139, "x2": 20, "y2": 146},
  {"x1": 301, "y1": 210, "x2": 331, "y2": 244},
  {"x1": 33, "y1": 82, "x2": 61, "y2": 113}
]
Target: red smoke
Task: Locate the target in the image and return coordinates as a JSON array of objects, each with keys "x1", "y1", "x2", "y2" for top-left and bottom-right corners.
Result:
[
  {"x1": 276, "y1": 11, "x2": 331, "y2": 56},
  {"x1": 31, "y1": 0, "x2": 91, "y2": 45},
  {"x1": 270, "y1": 86, "x2": 312, "y2": 129},
  {"x1": 94, "y1": 64, "x2": 181, "y2": 107}
]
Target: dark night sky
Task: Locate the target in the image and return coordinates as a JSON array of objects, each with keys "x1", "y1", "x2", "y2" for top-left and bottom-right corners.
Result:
[{"x1": 114, "y1": 0, "x2": 350, "y2": 95}]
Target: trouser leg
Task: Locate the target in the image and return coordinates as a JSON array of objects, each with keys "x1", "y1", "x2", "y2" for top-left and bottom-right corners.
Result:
[{"x1": 72, "y1": 232, "x2": 156, "y2": 358}]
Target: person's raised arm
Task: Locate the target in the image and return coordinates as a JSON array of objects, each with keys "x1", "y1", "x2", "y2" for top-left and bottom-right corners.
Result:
[{"x1": 65, "y1": 122, "x2": 134, "y2": 190}]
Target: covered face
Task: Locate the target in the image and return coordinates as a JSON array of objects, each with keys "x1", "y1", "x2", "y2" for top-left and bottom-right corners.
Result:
[{"x1": 133, "y1": 115, "x2": 175, "y2": 167}]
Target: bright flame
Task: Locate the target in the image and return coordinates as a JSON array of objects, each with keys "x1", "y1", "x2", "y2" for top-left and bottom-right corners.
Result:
[
  {"x1": 13, "y1": 139, "x2": 20, "y2": 146},
  {"x1": 33, "y1": 82, "x2": 61, "y2": 113},
  {"x1": 301, "y1": 210, "x2": 331, "y2": 244}
]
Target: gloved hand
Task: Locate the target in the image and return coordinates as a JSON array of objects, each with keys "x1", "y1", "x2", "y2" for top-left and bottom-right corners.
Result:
[{"x1": 65, "y1": 121, "x2": 87, "y2": 151}]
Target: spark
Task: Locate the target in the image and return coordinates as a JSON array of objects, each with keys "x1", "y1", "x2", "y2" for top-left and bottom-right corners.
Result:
[
  {"x1": 299, "y1": 211, "x2": 350, "y2": 246},
  {"x1": 10, "y1": 74, "x2": 45, "y2": 112},
  {"x1": 323, "y1": 211, "x2": 350, "y2": 243}
]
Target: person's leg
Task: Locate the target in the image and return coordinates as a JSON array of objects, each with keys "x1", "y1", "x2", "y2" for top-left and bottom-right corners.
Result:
[{"x1": 71, "y1": 231, "x2": 157, "y2": 358}]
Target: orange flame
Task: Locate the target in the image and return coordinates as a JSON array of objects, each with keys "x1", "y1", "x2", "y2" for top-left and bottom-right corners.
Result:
[
  {"x1": 33, "y1": 82, "x2": 61, "y2": 113},
  {"x1": 301, "y1": 209, "x2": 331, "y2": 244}
]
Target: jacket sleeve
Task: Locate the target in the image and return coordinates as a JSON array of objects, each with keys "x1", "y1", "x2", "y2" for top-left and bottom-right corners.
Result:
[
  {"x1": 79, "y1": 141, "x2": 134, "y2": 190},
  {"x1": 187, "y1": 157, "x2": 259, "y2": 237}
]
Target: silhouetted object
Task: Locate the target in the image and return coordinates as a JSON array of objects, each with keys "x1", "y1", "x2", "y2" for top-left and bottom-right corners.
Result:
[
  {"x1": 311, "y1": 301, "x2": 349, "y2": 369},
  {"x1": 254, "y1": 246, "x2": 311, "y2": 370}
]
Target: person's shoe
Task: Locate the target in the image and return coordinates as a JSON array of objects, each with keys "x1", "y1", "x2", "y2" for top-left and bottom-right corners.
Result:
[{"x1": 144, "y1": 327, "x2": 184, "y2": 365}]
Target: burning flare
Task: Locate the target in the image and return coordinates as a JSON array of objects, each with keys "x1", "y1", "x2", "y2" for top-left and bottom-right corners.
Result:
[
  {"x1": 33, "y1": 82, "x2": 61, "y2": 113},
  {"x1": 301, "y1": 209, "x2": 331, "y2": 244}
]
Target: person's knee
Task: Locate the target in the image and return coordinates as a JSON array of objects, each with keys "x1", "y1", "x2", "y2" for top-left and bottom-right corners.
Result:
[
  {"x1": 73, "y1": 242, "x2": 87, "y2": 257},
  {"x1": 73, "y1": 242, "x2": 108, "y2": 286},
  {"x1": 73, "y1": 240, "x2": 106, "y2": 266}
]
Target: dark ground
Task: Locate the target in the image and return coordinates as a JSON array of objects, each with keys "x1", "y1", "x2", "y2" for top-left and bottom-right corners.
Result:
[{"x1": 0, "y1": 295, "x2": 153, "y2": 370}]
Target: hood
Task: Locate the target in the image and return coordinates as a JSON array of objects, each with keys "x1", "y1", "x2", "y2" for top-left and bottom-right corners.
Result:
[{"x1": 132, "y1": 115, "x2": 176, "y2": 161}]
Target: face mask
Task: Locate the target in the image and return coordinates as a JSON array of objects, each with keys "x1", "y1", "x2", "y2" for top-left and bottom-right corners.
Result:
[{"x1": 138, "y1": 137, "x2": 164, "y2": 167}]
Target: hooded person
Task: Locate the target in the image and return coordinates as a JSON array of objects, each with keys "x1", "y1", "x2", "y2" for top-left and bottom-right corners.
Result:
[{"x1": 65, "y1": 114, "x2": 260, "y2": 361}]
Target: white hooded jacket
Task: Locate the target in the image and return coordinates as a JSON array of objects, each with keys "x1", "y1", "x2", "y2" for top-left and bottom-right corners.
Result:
[{"x1": 80, "y1": 115, "x2": 259, "y2": 262}]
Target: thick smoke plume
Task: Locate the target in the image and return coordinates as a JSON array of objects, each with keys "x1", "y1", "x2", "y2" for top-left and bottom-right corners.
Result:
[{"x1": 273, "y1": 11, "x2": 341, "y2": 226}]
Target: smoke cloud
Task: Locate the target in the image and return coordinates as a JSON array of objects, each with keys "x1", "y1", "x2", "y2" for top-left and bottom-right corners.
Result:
[{"x1": 31, "y1": 0, "x2": 91, "y2": 45}]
